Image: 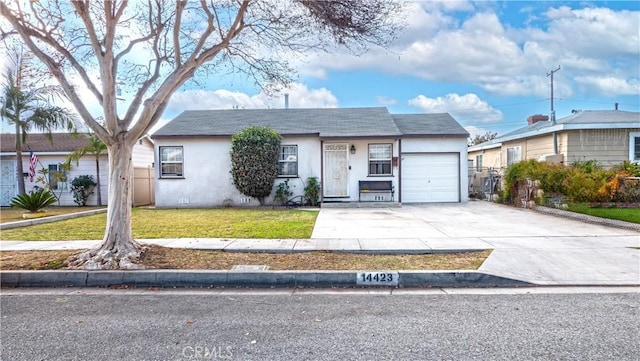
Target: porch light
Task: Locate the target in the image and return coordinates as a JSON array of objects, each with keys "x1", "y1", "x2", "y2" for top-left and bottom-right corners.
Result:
[{"x1": 350, "y1": 144, "x2": 356, "y2": 154}]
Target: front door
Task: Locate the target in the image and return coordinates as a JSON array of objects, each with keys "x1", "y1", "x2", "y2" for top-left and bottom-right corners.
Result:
[
  {"x1": 323, "y1": 143, "x2": 349, "y2": 197},
  {"x1": 1, "y1": 160, "x2": 17, "y2": 206}
]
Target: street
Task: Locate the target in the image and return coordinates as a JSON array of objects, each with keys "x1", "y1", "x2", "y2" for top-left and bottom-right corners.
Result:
[{"x1": 1, "y1": 288, "x2": 639, "y2": 360}]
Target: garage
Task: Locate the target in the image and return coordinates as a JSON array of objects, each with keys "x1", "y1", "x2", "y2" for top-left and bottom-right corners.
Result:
[{"x1": 401, "y1": 153, "x2": 460, "y2": 203}]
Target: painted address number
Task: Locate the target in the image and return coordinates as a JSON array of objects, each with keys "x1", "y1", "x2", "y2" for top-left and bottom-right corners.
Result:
[{"x1": 356, "y1": 271, "x2": 399, "y2": 286}]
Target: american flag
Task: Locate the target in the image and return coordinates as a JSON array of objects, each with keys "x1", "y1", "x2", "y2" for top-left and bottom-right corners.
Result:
[{"x1": 28, "y1": 151, "x2": 38, "y2": 182}]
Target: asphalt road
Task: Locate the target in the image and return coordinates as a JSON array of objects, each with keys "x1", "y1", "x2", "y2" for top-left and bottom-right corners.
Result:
[{"x1": 1, "y1": 288, "x2": 639, "y2": 361}]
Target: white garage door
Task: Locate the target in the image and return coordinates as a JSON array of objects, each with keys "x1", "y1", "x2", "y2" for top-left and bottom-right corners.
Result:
[{"x1": 401, "y1": 153, "x2": 460, "y2": 203}]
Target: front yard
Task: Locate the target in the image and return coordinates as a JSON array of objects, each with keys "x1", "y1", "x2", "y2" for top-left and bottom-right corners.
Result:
[{"x1": 0, "y1": 208, "x2": 318, "y2": 240}]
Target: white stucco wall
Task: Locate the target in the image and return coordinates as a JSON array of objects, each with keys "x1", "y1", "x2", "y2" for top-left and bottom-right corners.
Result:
[
  {"x1": 400, "y1": 137, "x2": 469, "y2": 203},
  {"x1": 324, "y1": 139, "x2": 400, "y2": 202},
  {"x1": 154, "y1": 136, "x2": 321, "y2": 207}
]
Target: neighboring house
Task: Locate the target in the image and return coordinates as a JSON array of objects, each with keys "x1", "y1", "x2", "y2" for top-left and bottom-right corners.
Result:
[
  {"x1": 468, "y1": 110, "x2": 640, "y2": 172},
  {"x1": 0, "y1": 133, "x2": 155, "y2": 206},
  {"x1": 151, "y1": 107, "x2": 469, "y2": 207}
]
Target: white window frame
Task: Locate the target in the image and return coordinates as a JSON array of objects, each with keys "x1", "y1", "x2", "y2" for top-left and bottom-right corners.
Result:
[
  {"x1": 48, "y1": 164, "x2": 68, "y2": 190},
  {"x1": 368, "y1": 143, "x2": 392, "y2": 176},
  {"x1": 629, "y1": 132, "x2": 640, "y2": 162},
  {"x1": 507, "y1": 146, "x2": 522, "y2": 167},
  {"x1": 278, "y1": 145, "x2": 298, "y2": 177},
  {"x1": 159, "y1": 146, "x2": 184, "y2": 178},
  {"x1": 475, "y1": 154, "x2": 483, "y2": 172}
]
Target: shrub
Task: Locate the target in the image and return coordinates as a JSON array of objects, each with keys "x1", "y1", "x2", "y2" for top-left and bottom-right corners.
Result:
[
  {"x1": 274, "y1": 179, "x2": 293, "y2": 205},
  {"x1": 70, "y1": 175, "x2": 97, "y2": 206},
  {"x1": 304, "y1": 177, "x2": 321, "y2": 206},
  {"x1": 230, "y1": 126, "x2": 282, "y2": 205},
  {"x1": 503, "y1": 160, "x2": 541, "y2": 205},
  {"x1": 10, "y1": 188, "x2": 57, "y2": 212}
]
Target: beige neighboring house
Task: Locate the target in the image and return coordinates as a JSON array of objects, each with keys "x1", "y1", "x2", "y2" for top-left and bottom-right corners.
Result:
[
  {"x1": 467, "y1": 109, "x2": 639, "y2": 198},
  {"x1": 469, "y1": 110, "x2": 640, "y2": 172},
  {"x1": 0, "y1": 133, "x2": 155, "y2": 206}
]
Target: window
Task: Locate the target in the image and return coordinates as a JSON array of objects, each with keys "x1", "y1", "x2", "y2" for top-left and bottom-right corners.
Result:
[
  {"x1": 630, "y1": 132, "x2": 640, "y2": 162},
  {"x1": 278, "y1": 145, "x2": 298, "y2": 177},
  {"x1": 476, "y1": 155, "x2": 483, "y2": 172},
  {"x1": 507, "y1": 146, "x2": 521, "y2": 167},
  {"x1": 369, "y1": 144, "x2": 392, "y2": 176},
  {"x1": 48, "y1": 164, "x2": 67, "y2": 190},
  {"x1": 160, "y1": 146, "x2": 183, "y2": 177}
]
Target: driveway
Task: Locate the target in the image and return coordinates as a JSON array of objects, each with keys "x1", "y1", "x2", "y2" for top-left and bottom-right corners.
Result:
[{"x1": 312, "y1": 202, "x2": 640, "y2": 285}]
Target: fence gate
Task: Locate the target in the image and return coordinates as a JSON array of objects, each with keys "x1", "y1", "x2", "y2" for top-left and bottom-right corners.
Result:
[{"x1": 132, "y1": 166, "x2": 155, "y2": 206}]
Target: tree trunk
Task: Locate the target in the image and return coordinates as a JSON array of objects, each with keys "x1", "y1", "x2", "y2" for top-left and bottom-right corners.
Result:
[
  {"x1": 15, "y1": 124, "x2": 25, "y2": 195},
  {"x1": 95, "y1": 156, "x2": 102, "y2": 206},
  {"x1": 69, "y1": 140, "x2": 143, "y2": 269}
]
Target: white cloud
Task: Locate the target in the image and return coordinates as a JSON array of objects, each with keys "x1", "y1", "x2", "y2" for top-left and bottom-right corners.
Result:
[
  {"x1": 574, "y1": 76, "x2": 640, "y2": 96},
  {"x1": 375, "y1": 96, "x2": 397, "y2": 107},
  {"x1": 408, "y1": 93, "x2": 503, "y2": 124},
  {"x1": 300, "y1": 4, "x2": 639, "y2": 99},
  {"x1": 164, "y1": 82, "x2": 338, "y2": 115}
]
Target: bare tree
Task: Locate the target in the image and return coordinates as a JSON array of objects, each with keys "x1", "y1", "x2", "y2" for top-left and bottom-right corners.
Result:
[
  {"x1": 469, "y1": 131, "x2": 498, "y2": 146},
  {"x1": 0, "y1": 0, "x2": 403, "y2": 269}
]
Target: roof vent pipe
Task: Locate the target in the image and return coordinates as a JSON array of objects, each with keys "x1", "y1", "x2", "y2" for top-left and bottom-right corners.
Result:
[
  {"x1": 284, "y1": 93, "x2": 289, "y2": 109},
  {"x1": 615, "y1": 102, "x2": 619, "y2": 110}
]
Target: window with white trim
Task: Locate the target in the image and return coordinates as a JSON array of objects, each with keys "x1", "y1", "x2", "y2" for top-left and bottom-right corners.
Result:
[
  {"x1": 160, "y1": 146, "x2": 183, "y2": 178},
  {"x1": 506, "y1": 146, "x2": 521, "y2": 167},
  {"x1": 369, "y1": 144, "x2": 392, "y2": 176},
  {"x1": 475, "y1": 155, "x2": 483, "y2": 172},
  {"x1": 48, "y1": 164, "x2": 67, "y2": 190},
  {"x1": 278, "y1": 145, "x2": 298, "y2": 177},
  {"x1": 630, "y1": 132, "x2": 640, "y2": 162}
]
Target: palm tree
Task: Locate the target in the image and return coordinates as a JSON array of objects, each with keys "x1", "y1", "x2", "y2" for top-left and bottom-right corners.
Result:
[
  {"x1": 0, "y1": 50, "x2": 76, "y2": 195},
  {"x1": 65, "y1": 133, "x2": 107, "y2": 206}
]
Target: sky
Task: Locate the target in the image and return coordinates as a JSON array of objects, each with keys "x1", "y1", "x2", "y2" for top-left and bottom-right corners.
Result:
[{"x1": 2, "y1": 1, "x2": 639, "y2": 138}]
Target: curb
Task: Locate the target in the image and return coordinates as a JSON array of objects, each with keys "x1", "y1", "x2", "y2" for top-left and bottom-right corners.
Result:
[
  {"x1": 0, "y1": 208, "x2": 108, "y2": 231},
  {"x1": 533, "y1": 206, "x2": 640, "y2": 231},
  {"x1": 0, "y1": 270, "x2": 532, "y2": 288}
]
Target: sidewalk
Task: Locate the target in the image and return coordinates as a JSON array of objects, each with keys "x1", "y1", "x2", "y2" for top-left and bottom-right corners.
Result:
[{"x1": 1, "y1": 202, "x2": 639, "y2": 288}]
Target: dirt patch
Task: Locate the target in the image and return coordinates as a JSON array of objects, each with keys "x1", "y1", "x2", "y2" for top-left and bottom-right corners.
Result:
[{"x1": 0, "y1": 245, "x2": 490, "y2": 271}]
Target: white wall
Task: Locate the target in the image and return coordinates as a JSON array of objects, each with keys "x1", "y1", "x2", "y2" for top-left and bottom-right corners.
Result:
[
  {"x1": 401, "y1": 137, "x2": 469, "y2": 202},
  {"x1": 132, "y1": 138, "x2": 155, "y2": 167},
  {"x1": 21, "y1": 154, "x2": 109, "y2": 206},
  {"x1": 324, "y1": 139, "x2": 400, "y2": 202},
  {"x1": 154, "y1": 136, "x2": 321, "y2": 207}
]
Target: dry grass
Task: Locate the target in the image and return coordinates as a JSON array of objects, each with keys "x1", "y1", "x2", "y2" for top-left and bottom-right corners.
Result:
[
  {"x1": 0, "y1": 246, "x2": 491, "y2": 271},
  {"x1": 0, "y1": 206, "x2": 106, "y2": 224}
]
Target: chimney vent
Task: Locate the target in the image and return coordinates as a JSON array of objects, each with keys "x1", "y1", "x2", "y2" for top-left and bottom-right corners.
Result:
[
  {"x1": 615, "y1": 102, "x2": 619, "y2": 110},
  {"x1": 284, "y1": 93, "x2": 289, "y2": 109},
  {"x1": 527, "y1": 114, "x2": 549, "y2": 125}
]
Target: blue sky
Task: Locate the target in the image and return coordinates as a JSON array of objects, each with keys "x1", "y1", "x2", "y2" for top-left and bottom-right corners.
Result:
[
  {"x1": 158, "y1": 1, "x2": 639, "y2": 138},
  {"x1": 2, "y1": 1, "x2": 638, "y2": 138}
]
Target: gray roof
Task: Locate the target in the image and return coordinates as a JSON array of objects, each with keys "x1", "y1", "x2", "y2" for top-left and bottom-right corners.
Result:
[
  {"x1": 392, "y1": 113, "x2": 468, "y2": 137},
  {"x1": 469, "y1": 110, "x2": 640, "y2": 151},
  {"x1": 1, "y1": 133, "x2": 93, "y2": 153},
  {"x1": 152, "y1": 107, "x2": 466, "y2": 139}
]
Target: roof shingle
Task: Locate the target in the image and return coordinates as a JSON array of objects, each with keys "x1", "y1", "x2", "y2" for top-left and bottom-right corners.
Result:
[
  {"x1": 1, "y1": 133, "x2": 93, "y2": 153},
  {"x1": 152, "y1": 107, "x2": 465, "y2": 138}
]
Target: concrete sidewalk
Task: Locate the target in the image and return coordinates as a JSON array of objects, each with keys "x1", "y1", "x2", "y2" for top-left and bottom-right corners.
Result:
[{"x1": 1, "y1": 202, "x2": 639, "y2": 288}]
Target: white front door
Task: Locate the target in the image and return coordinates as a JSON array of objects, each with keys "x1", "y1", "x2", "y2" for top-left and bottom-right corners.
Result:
[
  {"x1": 1, "y1": 160, "x2": 17, "y2": 206},
  {"x1": 323, "y1": 143, "x2": 349, "y2": 197}
]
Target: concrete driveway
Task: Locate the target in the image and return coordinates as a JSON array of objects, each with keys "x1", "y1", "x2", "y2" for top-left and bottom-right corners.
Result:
[{"x1": 312, "y1": 202, "x2": 640, "y2": 285}]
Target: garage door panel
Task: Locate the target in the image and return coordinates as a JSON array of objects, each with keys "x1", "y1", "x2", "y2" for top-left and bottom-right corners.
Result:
[{"x1": 401, "y1": 153, "x2": 459, "y2": 203}]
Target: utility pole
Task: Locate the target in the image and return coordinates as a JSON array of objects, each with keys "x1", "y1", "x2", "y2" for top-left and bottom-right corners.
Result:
[{"x1": 547, "y1": 65, "x2": 561, "y2": 154}]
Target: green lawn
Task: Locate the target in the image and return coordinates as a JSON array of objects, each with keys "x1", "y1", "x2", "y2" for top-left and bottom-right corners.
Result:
[
  {"x1": 566, "y1": 204, "x2": 640, "y2": 224},
  {"x1": 0, "y1": 208, "x2": 319, "y2": 241}
]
